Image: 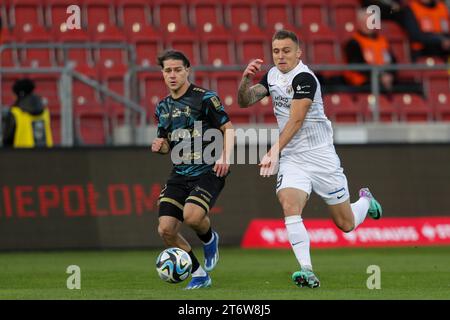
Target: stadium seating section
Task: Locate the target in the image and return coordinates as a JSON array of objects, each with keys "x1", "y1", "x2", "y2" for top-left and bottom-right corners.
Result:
[{"x1": 1, "y1": 0, "x2": 449, "y2": 144}]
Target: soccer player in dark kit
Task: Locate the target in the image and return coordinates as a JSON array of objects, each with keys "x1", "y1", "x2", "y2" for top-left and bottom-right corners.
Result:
[{"x1": 152, "y1": 50, "x2": 234, "y2": 289}]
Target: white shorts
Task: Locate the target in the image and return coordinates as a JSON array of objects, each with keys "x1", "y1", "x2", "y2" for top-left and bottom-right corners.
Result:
[{"x1": 276, "y1": 144, "x2": 350, "y2": 205}]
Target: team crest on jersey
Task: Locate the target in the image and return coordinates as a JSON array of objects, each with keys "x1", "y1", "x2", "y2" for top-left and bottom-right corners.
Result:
[
  {"x1": 210, "y1": 96, "x2": 222, "y2": 110},
  {"x1": 286, "y1": 86, "x2": 293, "y2": 95}
]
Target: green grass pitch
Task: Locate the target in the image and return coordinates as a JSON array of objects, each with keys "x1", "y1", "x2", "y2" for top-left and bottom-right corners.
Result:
[{"x1": 0, "y1": 246, "x2": 449, "y2": 300}]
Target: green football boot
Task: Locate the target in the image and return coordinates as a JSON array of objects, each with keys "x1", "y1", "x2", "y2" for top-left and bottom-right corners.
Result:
[
  {"x1": 292, "y1": 267, "x2": 320, "y2": 288},
  {"x1": 359, "y1": 188, "x2": 382, "y2": 219}
]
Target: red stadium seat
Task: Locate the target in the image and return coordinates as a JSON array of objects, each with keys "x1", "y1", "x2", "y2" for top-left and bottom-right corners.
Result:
[
  {"x1": 138, "y1": 71, "x2": 169, "y2": 115},
  {"x1": 191, "y1": 70, "x2": 211, "y2": 89},
  {"x1": 415, "y1": 56, "x2": 447, "y2": 66},
  {"x1": 394, "y1": 94, "x2": 432, "y2": 122},
  {"x1": 431, "y1": 92, "x2": 450, "y2": 121},
  {"x1": 235, "y1": 25, "x2": 271, "y2": 64},
  {"x1": 397, "y1": 70, "x2": 422, "y2": 84},
  {"x1": 357, "y1": 94, "x2": 399, "y2": 122},
  {"x1": 83, "y1": 0, "x2": 115, "y2": 31},
  {"x1": 0, "y1": 29, "x2": 18, "y2": 66},
  {"x1": 259, "y1": 0, "x2": 293, "y2": 30},
  {"x1": 1, "y1": 2, "x2": 10, "y2": 29},
  {"x1": 46, "y1": 0, "x2": 75, "y2": 29},
  {"x1": 293, "y1": 0, "x2": 329, "y2": 28},
  {"x1": 91, "y1": 24, "x2": 128, "y2": 67},
  {"x1": 101, "y1": 63, "x2": 128, "y2": 96},
  {"x1": 164, "y1": 25, "x2": 201, "y2": 65},
  {"x1": 101, "y1": 63, "x2": 129, "y2": 127},
  {"x1": 223, "y1": 0, "x2": 259, "y2": 31},
  {"x1": 199, "y1": 25, "x2": 236, "y2": 66},
  {"x1": 188, "y1": 0, "x2": 224, "y2": 30},
  {"x1": 126, "y1": 24, "x2": 162, "y2": 67},
  {"x1": 209, "y1": 71, "x2": 256, "y2": 123},
  {"x1": 153, "y1": 0, "x2": 189, "y2": 30},
  {"x1": 303, "y1": 25, "x2": 342, "y2": 78},
  {"x1": 73, "y1": 64, "x2": 102, "y2": 106},
  {"x1": 50, "y1": 111, "x2": 61, "y2": 145},
  {"x1": 324, "y1": 94, "x2": 362, "y2": 123},
  {"x1": 329, "y1": 0, "x2": 359, "y2": 35},
  {"x1": 116, "y1": 0, "x2": 151, "y2": 29},
  {"x1": 10, "y1": 0, "x2": 44, "y2": 27},
  {"x1": 423, "y1": 70, "x2": 450, "y2": 98},
  {"x1": 75, "y1": 103, "x2": 109, "y2": 145},
  {"x1": 304, "y1": 24, "x2": 341, "y2": 64},
  {"x1": 54, "y1": 27, "x2": 93, "y2": 66},
  {"x1": 17, "y1": 24, "x2": 56, "y2": 67}
]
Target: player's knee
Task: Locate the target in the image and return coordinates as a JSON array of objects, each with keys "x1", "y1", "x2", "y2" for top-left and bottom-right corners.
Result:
[
  {"x1": 336, "y1": 220, "x2": 354, "y2": 233},
  {"x1": 183, "y1": 214, "x2": 203, "y2": 228},
  {"x1": 279, "y1": 198, "x2": 301, "y2": 215},
  {"x1": 158, "y1": 224, "x2": 177, "y2": 240}
]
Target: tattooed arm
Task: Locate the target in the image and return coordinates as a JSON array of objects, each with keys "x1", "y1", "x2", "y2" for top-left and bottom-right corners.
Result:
[{"x1": 238, "y1": 59, "x2": 269, "y2": 108}]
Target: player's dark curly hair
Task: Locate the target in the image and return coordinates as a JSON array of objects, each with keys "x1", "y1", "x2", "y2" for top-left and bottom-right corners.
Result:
[
  {"x1": 12, "y1": 78, "x2": 36, "y2": 97},
  {"x1": 157, "y1": 50, "x2": 191, "y2": 68},
  {"x1": 272, "y1": 30, "x2": 300, "y2": 46}
]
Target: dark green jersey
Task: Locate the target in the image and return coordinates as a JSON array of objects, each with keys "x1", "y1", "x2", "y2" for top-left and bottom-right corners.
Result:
[{"x1": 155, "y1": 84, "x2": 230, "y2": 176}]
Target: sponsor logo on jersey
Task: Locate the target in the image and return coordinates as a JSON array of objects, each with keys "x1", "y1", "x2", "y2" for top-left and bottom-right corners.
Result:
[
  {"x1": 296, "y1": 84, "x2": 311, "y2": 95},
  {"x1": 210, "y1": 96, "x2": 223, "y2": 111}
]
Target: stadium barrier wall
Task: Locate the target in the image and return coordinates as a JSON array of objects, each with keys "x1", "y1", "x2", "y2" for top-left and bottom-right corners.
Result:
[{"x1": 0, "y1": 145, "x2": 449, "y2": 250}]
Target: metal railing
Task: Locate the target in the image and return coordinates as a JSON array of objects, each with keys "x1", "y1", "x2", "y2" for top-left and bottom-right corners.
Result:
[
  {"x1": 0, "y1": 64, "x2": 147, "y2": 147},
  {"x1": 1, "y1": 43, "x2": 449, "y2": 146},
  {"x1": 136, "y1": 62, "x2": 450, "y2": 123}
]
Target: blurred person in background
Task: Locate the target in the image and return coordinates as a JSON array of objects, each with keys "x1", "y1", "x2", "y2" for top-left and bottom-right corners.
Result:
[
  {"x1": 361, "y1": 0, "x2": 406, "y2": 20},
  {"x1": 343, "y1": 8, "x2": 423, "y2": 95},
  {"x1": 402, "y1": 0, "x2": 450, "y2": 61},
  {"x1": 2, "y1": 79, "x2": 53, "y2": 148}
]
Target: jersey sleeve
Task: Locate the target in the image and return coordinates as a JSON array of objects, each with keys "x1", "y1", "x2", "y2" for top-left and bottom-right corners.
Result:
[
  {"x1": 203, "y1": 92, "x2": 230, "y2": 129},
  {"x1": 291, "y1": 72, "x2": 317, "y2": 100},
  {"x1": 258, "y1": 72, "x2": 270, "y2": 96},
  {"x1": 155, "y1": 103, "x2": 169, "y2": 139}
]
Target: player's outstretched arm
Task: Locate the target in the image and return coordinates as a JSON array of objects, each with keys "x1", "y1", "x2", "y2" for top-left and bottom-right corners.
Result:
[
  {"x1": 273, "y1": 98, "x2": 311, "y2": 153},
  {"x1": 259, "y1": 99, "x2": 311, "y2": 177},
  {"x1": 238, "y1": 59, "x2": 268, "y2": 108},
  {"x1": 151, "y1": 138, "x2": 170, "y2": 154}
]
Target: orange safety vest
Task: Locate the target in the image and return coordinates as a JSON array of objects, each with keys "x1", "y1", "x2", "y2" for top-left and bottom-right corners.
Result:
[
  {"x1": 344, "y1": 32, "x2": 391, "y2": 86},
  {"x1": 409, "y1": 0, "x2": 450, "y2": 50}
]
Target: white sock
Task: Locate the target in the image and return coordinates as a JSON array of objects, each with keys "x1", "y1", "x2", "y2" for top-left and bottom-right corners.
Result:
[
  {"x1": 285, "y1": 215, "x2": 312, "y2": 270},
  {"x1": 351, "y1": 197, "x2": 370, "y2": 229},
  {"x1": 191, "y1": 265, "x2": 207, "y2": 277}
]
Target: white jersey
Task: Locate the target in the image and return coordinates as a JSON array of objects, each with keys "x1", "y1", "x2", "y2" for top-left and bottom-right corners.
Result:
[{"x1": 261, "y1": 61, "x2": 334, "y2": 154}]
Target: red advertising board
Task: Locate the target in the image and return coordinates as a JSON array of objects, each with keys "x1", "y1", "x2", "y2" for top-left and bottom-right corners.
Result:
[{"x1": 241, "y1": 217, "x2": 450, "y2": 248}]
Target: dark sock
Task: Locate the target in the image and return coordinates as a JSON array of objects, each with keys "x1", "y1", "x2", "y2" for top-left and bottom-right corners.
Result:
[
  {"x1": 197, "y1": 227, "x2": 213, "y2": 244},
  {"x1": 187, "y1": 250, "x2": 200, "y2": 273}
]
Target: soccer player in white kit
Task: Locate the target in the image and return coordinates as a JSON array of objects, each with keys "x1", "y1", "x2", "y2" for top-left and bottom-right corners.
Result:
[{"x1": 238, "y1": 30, "x2": 383, "y2": 288}]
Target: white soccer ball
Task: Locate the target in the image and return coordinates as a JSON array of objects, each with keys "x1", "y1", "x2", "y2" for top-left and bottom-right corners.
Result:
[{"x1": 155, "y1": 247, "x2": 192, "y2": 283}]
